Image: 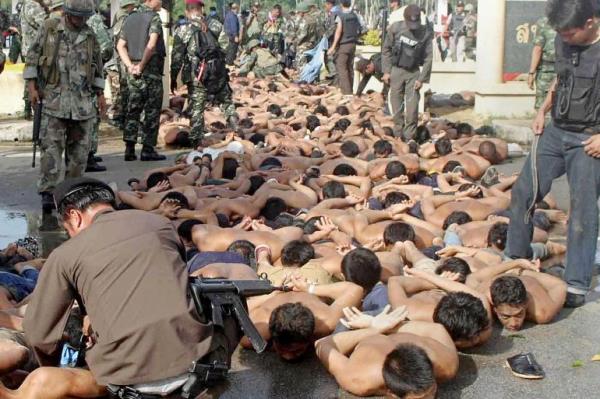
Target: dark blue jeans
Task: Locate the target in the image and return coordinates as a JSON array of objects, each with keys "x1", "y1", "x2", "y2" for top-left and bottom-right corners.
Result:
[{"x1": 506, "y1": 123, "x2": 600, "y2": 295}]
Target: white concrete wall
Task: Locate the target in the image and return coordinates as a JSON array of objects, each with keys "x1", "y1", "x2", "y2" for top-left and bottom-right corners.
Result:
[{"x1": 0, "y1": 69, "x2": 25, "y2": 115}]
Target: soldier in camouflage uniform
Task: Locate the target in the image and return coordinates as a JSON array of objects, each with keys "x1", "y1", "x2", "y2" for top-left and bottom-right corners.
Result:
[
  {"x1": 185, "y1": 0, "x2": 237, "y2": 148},
  {"x1": 20, "y1": 0, "x2": 48, "y2": 119},
  {"x1": 170, "y1": 8, "x2": 194, "y2": 111},
  {"x1": 322, "y1": 0, "x2": 337, "y2": 81},
  {"x1": 117, "y1": 0, "x2": 166, "y2": 161},
  {"x1": 529, "y1": 17, "x2": 556, "y2": 110},
  {"x1": 23, "y1": 0, "x2": 105, "y2": 211},
  {"x1": 244, "y1": 1, "x2": 264, "y2": 46},
  {"x1": 262, "y1": 4, "x2": 284, "y2": 54},
  {"x1": 283, "y1": 10, "x2": 297, "y2": 68},
  {"x1": 238, "y1": 39, "x2": 284, "y2": 78},
  {"x1": 106, "y1": 0, "x2": 137, "y2": 128},
  {"x1": 294, "y1": 3, "x2": 319, "y2": 71},
  {"x1": 84, "y1": 3, "x2": 112, "y2": 172}
]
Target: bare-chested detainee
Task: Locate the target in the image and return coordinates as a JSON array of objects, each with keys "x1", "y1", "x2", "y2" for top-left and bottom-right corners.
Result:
[
  {"x1": 315, "y1": 306, "x2": 458, "y2": 397},
  {"x1": 245, "y1": 279, "x2": 363, "y2": 360}
]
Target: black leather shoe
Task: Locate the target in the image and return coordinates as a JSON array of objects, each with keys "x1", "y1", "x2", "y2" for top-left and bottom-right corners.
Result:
[
  {"x1": 506, "y1": 353, "x2": 545, "y2": 379},
  {"x1": 124, "y1": 142, "x2": 137, "y2": 161},
  {"x1": 93, "y1": 155, "x2": 103, "y2": 162},
  {"x1": 40, "y1": 191, "x2": 55, "y2": 213},
  {"x1": 140, "y1": 146, "x2": 166, "y2": 161},
  {"x1": 564, "y1": 292, "x2": 586, "y2": 308}
]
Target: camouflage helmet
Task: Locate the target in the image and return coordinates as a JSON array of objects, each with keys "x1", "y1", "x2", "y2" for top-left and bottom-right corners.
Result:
[
  {"x1": 63, "y1": 0, "x2": 95, "y2": 17},
  {"x1": 246, "y1": 39, "x2": 260, "y2": 50},
  {"x1": 120, "y1": 0, "x2": 137, "y2": 7},
  {"x1": 296, "y1": 2, "x2": 309, "y2": 12},
  {"x1": 49, "y1": 0, "x2": 64, "y2": 10}
]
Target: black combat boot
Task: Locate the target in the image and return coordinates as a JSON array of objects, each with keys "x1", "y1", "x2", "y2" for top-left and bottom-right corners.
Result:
[
  {"x1": 140, "y1": 145, "x2": 166, "y2": 161},
  {"x1": 85, "y1": 152, "x2": 107, "y2": 172},
  {"x1": 124, "y1": 142, "x2": 137, "y2": 161},
  {"x1": 40, "y1": 191, "x2": 55, "y2": 213}
]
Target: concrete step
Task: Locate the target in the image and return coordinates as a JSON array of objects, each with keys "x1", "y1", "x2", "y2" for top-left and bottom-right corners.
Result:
[
  {"x1": 0, "y1": 120, "x2": 32, "y2": 142},
  {"x1": 492, "y1": 119, "x2": 534, "y2": 145}
]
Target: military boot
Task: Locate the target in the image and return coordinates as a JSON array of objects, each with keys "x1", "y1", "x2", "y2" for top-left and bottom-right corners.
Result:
[
  {"x1": 40, "y1": 192, "x2": 56, "y2": 214},
  {"x1": 124, "y1": 142, "x2": 137, "y2": 161},
  {"x1": 85, "y1": 152, "x2": 107, "y2": 172},
  {"x1": 140, "y1": 145, "x2": 166, "y2": 161}
]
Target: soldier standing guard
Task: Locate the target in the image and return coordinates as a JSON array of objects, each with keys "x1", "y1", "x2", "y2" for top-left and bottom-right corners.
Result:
[
  {"x1": 117, "y1": 0, "x2": 167, "y2": 161},
  {"x1": 23, "y1": 0, "x2": 105, "y2": 212},
  {"x1": 20, "y1": 0, "x2": 48, "y2": 120},
  {"x1": 528, "y1": 17, "x2": 557, "y2": 110},
  {"x1": 170, "y1": 4, "x2": 195, "y2": 111},
  {"x1": 184, "y1": 0, "x2": 237, "y2": 148},
  {"x1": 294, "y1": 3, "x2": 319, "y2": 71},
  {"x1": 85, "y1": 2, "x2": 113, "y2": 172}
]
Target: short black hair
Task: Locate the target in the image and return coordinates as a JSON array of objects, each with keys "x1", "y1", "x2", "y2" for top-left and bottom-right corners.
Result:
[
  {"x1": 334, "y1": 118, "x2": 351, "y2": 131},
  {"x1": 57, "y1": 185, "x2": 116, "y2": 219},
  {"x1": 436, "y1": 257, "x2": 471, "y2": 283},
  {"x1": 385, "y1": 161, "x2": 407, "y2": 179},
  {"x1": 434, "y1": 138, "x2": 452, "y2": 156},
  {"x1": 269, "y1": 303, "x2": 316, "y2": 346},
  {"x1": 267, "y1": 82, "x2": 279, "y2": 92},
  {"x1": 442, "y1": 160, "x2": 463, "y2": 173},
  {"x1": 547, "y1": 0, "x2": 595, "y2": 30},
  {"x1": 456, "y1": 122, "x2": 473, "y2": 136},
  {"x1": 433, "y1": 292, "x2": 490, "y2": 342},
  {"x1": 442, "y1": 210, "x2": 472, "y2": 230},
  {"x1": 415, "y1": 126, "x2": 431, "y2": 144},
  {"x1": 479, "y1": 141, "x2": 498, "y2": 163},
  {"x1": 147, "y1": 172, "x2": 169, "y2": 189},
  {"x1": 373, "y1": 140, "x2": 393, "y2": 156},
  {"x1": 341, "y1": 248, "x2": 381, "y2": 292},
  {"x1": 239, "y1": 118, "x2": 254, "y2": 129},
  {"x1": 160, "y1": 191, "x2": 190, "y2": 209},
  {"x1": 281, "y1": 240, "x2": 315, "y2": 267},
  {"x1": 260, "y1": 157, "x2": 283, "y2": 169},
  {"x1": 322, "y1": 181, "x2": 346, "y2": 199},
  {"x1": 249, "y1": 133, "x2": 265, "y2": 146},
  {"x1": 267, "y1": 103, "x2": 283, "y2": 117},
  {"x1": 383, "y1": 222, "x2": 416, "y2": 245},
  {"x1": 302, "y1": 216, "x2": 321, "y2": 234},
  {"x1": 490, "y1": 275, "x2": 528, "y2": 307},
  {"x1": 314, "y1": 105, "x2": 329, "y2": 116},
  {"x1": 222, "y1": 158, "x2": 239, "y2": 180},
  {"x1": 248, "y1": 175, "x2": 266, "y2": 195},
  {"x1": 383, "y1": 191, "x2": 410, "y2": 209},
  {"x1": 383, "y1": 344, "x2": 435, "y2": 398},
  {"x1": 458, "y1": 183, "x2": 483, "y2": 199},
  {"x1": 341, "y1": 0, "x2": 351, "y2": 7},
  {"x1": 285, "y1": 109, "x2": 295, "y2": 118},
  {"x1": 260, "y1": 197, "x2": 287, "y2": 220},
  {"x1": 227, "y1": 239, "x2": 256, "y2": 268},
  {"x1": 335, "y1": 105, "x2": 349, "y2": 116},
  {"x1": 177, "y1": 219, "x2": 203, "y2": 243},
  {"x1": 487, "y1": 222, "x2": 508, "y2": 250},
  {"x1": 341, "y1": 141, "x2": 360, "y2": 158},
  {"x1": 383, "y1": 126, "x2": 394, "y2": 137},
  {"x1": 306, "y1": 115, "x2": 321, "y2": 132},
  {"x1": 333, "y1": 163, "x2": 357, "y2": 176},
  {"x1": 215, "y1": 213, "x2": 230, "y2": 227}
]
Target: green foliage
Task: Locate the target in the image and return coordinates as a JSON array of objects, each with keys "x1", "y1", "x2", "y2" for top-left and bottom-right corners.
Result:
[
  {"x1": 362, "y1": 29, "x2": 381, "y2": 47},
  {"x1": 571, "y1": 360, "x2": 584, "y2": 368}
]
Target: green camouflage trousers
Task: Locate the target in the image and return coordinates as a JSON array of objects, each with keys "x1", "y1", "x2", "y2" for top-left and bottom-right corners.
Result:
[
  {"x1": 295, "y1": 45, "x2": 312, "y2": 71},
  {"x1": 535, "y1": 71, "x2": 555, "y2": 110},
  {"x1": 107, "y1": 69, "x2": 123, "y2": 120},
  {"x1": 38, "y1": 114, "x2": 93, "y2": 193},
  {"x1": 123, "y1": 75, "x2": 163, "y2": 147},
  {"x1": 254, "y1": 64, "x2": 283, "y2": 78},
  {"x1": 90, "y1": 94, "x2": 99, "y2": 155},
  {"x1": 190, "y1": 82, "x2": 236, "y2": 144},
  {"x1": 23, "y1": 85, "x2": 32, "y2": 117}
]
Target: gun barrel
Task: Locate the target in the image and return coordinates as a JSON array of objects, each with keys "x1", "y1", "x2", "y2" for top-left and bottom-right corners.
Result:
[{"x1": 191, "y1": 279, "x2": 280, "y2": 298}]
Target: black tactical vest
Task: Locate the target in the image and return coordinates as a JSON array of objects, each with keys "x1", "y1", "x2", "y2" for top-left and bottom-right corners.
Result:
[
  {"x1": 122, "y1": 11, "x2": 166, "y2": 66},
  {"x1": 339, "y1": 11, "x2": 360, "y2": 45},
  {"x1": 392, "y1": 21, "x2": 429, "y2": 70},
  {"x1": 552, "y1": 36, "x2": 600, "y2": 132}
]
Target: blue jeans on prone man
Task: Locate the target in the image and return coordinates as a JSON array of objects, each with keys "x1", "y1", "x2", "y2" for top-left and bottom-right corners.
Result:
[
  {"x1": 0, "y1": 268, "x2": 39, "y2": 302},
  {"x1": 505, "y1": 123, "x2": 600, "y2": 296}
]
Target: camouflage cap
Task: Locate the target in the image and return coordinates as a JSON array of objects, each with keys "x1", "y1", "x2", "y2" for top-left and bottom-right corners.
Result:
[
  {"x1": 63, "y1": 0, "x2": 95, "y2": 17},
  {"x1": 246, "y1": 39, "x2": 260, "y2": 49},
  {"x1": 49, "y1": 0, "x2": 64, "y2": 10},
  {"x1": 120, "y1": 0, "x2": 137, "y2": 7}
]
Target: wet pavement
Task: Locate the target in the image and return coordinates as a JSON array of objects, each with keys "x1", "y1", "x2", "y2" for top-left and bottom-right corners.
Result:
[{"x1": 0, "y1": 140, "x2": 599, "y2": 399}]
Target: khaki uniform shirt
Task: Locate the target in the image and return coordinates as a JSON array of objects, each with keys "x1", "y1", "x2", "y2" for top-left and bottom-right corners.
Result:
[{"x1": 23, "y1": 210, "x2": 213, "y2": 385}]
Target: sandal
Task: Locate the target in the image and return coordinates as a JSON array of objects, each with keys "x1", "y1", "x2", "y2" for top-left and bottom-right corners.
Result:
[{"x1": 506, "y1": 352, "x2": 545, "y2": 379}]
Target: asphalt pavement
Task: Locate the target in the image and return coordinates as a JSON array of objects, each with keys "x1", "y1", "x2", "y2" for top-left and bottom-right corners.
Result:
[{"x1": 0, "y1": 137, "x2": 599, "y2": 399}]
